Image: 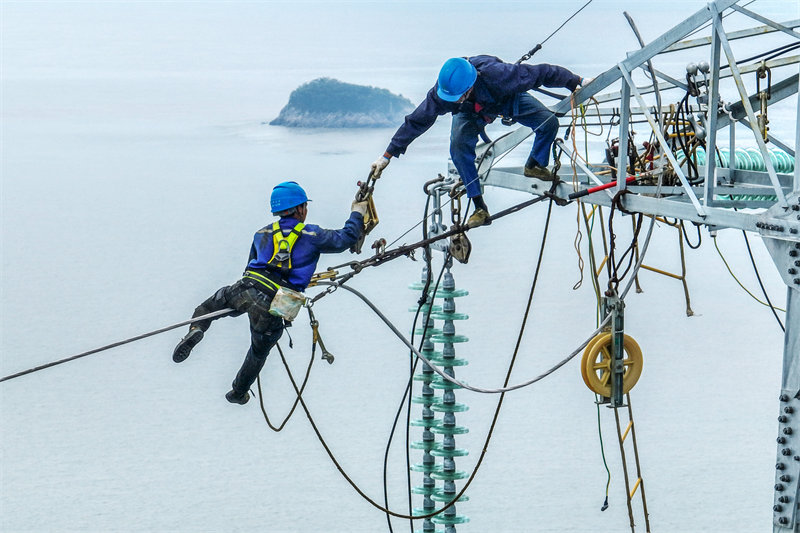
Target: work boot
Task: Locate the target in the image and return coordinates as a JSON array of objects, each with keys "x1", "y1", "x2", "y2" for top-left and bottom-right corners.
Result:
[
  {"x1": 225, "y1": 389, "x2": 250, "y2": 405},
  {"x1": 524, "y1": 163, "x2": 556, "y2": 181},
  {"x1": 466, "y1": 208, "x2": 492, "y2": 228},
  {"x1": 172, "y1": 328, "x2": 204, "y2": 363}
]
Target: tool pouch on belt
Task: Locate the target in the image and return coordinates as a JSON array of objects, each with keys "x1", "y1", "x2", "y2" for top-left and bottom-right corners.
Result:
[{"x1": 268, "y1": 286, "x2": 306, "y2": 321}]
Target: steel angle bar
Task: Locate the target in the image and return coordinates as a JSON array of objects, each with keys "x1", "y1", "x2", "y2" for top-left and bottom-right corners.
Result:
[
  {"x1": 705, "y1": 8, "x2": 724, "y2": 206},
  {"x1": 710, "y1": 1, "x2": 789, "y2": 207},
  {"x1": 588, "y1": 105, "x2": 703, "y2": 116},
  {"x1": 595, "y1": 57, "x2": 800, "y2": 106},
  {"x1": 617, "y1": 79, "x2": 632, "y2": 193},
  {"x1": 664, "y1": 19, "x2": 800, "y2": 53},
  {"x1": 579, "y1": 190, "x2": 764, "y2": 231},
  {"x1": 736, "y1": 120, "x2": 796, "y2": 157},
  {"x1": 554, "y1": 139, "x2": 613, "y2": 196},
  {"x1": 618, "y1": 62, "x2": 707, "y2": 216},
  {"x1": 715, "y1": 73, "x2": 799, "y2": 130},
  {"x1": 729, "y1": 5, "x2": 800, "y2": 41},
  {"x1": 796, "y1": 64, "x2": 799, "y2": 193},
  {"x1": 653, "y1": 69, "x2": 690, "y2": 92},
  {"x1": 714, "y1": 168, "x2": 794, "y2": 189},
  {"x1": 553, "y1": 0, "x2": 741, "y2": 115},
  {"x1": 474, "y1": 126, "x2": 531, "y2": 166}
]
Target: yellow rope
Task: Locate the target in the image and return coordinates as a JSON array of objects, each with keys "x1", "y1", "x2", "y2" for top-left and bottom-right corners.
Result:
[{"x1": 713, "y1": 235, "x2": 786, "y2": 312}]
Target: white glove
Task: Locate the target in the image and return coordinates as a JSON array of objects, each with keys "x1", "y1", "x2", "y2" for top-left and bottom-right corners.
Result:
[
  {"x1": 370, "y1": 156, "x2": 390, "y2": 178},
  {"x1": 351, "y1": 200, "x2": 368, "y2": 216},
  {"x1": 580, "y1": 77, "x2": 593, "y2": 87}
]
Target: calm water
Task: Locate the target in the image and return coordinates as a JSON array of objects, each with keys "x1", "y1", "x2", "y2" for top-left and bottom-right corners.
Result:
[{"x1": 1, "y1": 1, "x2": 796, "y2": 532}]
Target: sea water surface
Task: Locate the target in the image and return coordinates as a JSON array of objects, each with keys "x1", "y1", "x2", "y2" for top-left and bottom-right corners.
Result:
[{"x1": 1, "y1": 1, "x2": 797, "y2": 532}]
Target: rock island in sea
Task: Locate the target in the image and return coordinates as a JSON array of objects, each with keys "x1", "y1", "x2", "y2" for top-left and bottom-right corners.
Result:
[{"x1": 270, "y1": 78, "x2": 414, "y2": 128}]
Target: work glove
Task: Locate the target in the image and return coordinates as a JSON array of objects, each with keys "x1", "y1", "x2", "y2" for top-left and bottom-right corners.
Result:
[
  {"x1": 351, "y1": 199, "x2": 369, "y2": 216},
  {"x1": 580, "y1": 77, "x2": 593, "y2": 87},
  {"x1": 370, "y1": 155, "x2": 390, "y2": 178}
]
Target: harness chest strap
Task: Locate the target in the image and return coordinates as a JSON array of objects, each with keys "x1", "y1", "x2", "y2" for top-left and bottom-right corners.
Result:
[
  {"x1": 244, "y1": 221, "x2": 305, "y2": 291},
  {"x1": 268, "y1": 221, "x2": 305, "y2": 269}
]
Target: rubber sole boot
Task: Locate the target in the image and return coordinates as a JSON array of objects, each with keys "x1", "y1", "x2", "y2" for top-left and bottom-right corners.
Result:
[
  {"x1": 524, "y1": 164, "x2": 556, "y2": 181},
  {"x1": 225, "y1": 389, "x2": 250, "y2": 405},
  {"x1": 172, "y1": 328, "x2": 204, "y2": 363},
  {"x1": 466, "y1": 208, "x2": 492, "y2": 228}
]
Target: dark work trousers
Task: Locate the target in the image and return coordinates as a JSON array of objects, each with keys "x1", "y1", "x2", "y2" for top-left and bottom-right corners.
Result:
[
  {"x1": 191, "y1": 279, "x2": 284, "y2": 394},
  {"x1": 450, "y1": 92, "x2": 559, "y2": 198}
]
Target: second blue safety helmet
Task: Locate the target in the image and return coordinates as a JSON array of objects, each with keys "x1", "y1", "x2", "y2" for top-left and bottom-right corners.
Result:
[
  {"x1": 271, "y1": 181, "x2": 310, "y2": 214},
  {"x1": 436, "y1": 57, "x2": 477, "y2": 102}
]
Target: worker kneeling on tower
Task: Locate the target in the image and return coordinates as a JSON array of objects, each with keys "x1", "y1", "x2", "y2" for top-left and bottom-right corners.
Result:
[{"x1": 172, "y1": 181, "x2": 366, "y2": 405}]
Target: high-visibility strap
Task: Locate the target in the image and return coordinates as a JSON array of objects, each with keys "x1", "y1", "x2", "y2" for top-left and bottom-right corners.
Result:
[
  {"x1": 243, "y1": 270, "x2": 281, "y2": 292},
  {"x1": 267, "y1": 221, "x2": 305, "y2": 270}
]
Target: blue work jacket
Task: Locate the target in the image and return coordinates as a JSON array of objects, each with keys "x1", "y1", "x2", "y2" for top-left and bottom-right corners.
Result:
[
  {"x1": 246, "y1": 212, "x2": 363, "y2": 292},
  {"x1": 385, "y1": 55, "x2": 581, "y2": 157}
]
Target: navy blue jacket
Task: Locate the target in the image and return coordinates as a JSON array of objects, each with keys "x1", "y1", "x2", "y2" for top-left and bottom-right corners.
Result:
[
  {"x1": 246, "y1": 212, "x2": 363, "y2": 291},
  {"x1": 386, "y1": 55, "x2": 581, "y2": 157}
]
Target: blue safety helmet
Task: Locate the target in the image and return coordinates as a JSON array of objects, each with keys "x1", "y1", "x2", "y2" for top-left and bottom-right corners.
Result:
[
  {"x1": 270, "y1": 181, "x2": 310, "y2": 214},
  {"x1": 436, "y1": 58, "x2": 477, "y2": 102}
]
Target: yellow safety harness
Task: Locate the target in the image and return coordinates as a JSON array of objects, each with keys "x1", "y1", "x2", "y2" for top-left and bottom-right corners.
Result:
[{"x1": 243, "y1": 221, "x2": 304, "y2": 292}]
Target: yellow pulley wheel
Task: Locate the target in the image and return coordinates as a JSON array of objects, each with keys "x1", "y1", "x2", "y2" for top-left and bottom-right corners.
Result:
[{"x1": 581, "y1": 332, "x2": 643, "y2": 396}]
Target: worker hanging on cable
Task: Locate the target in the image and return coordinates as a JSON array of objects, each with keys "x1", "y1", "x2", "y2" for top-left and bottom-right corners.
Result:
[
  {"x1": 172, "y1": 181, "x2": 367, "y2": 405},
  {"x1": 370, "y1": 55, "x2": 588, "y2": 228}
]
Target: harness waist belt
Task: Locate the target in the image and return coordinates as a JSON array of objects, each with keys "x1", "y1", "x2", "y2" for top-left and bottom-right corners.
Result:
[{"x1": 242, "y1": 270, "x2": 284, "y2": 294}]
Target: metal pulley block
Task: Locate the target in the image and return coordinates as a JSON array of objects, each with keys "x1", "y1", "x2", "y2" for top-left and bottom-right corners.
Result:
[
  {"x1": 580, "y1": 332, "x2": 643, "y2": 397},
  {"x1": 449, "y1": 233, "x2": 471, "y2": 264}
]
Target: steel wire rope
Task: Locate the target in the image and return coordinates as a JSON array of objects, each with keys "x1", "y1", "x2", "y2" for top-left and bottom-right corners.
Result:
[
  {"x1": 685, "y1": 0, "x2": 757, "y2": 40},
  {"x1": 292, "y1": 194, "x2": 574, "y2": 520},
  {"x1": 312, "y1": 284, "x2": 609, "y2": 396},
  {"x1": 0, "y1": 308, "x2": 235, "y2": 383}
]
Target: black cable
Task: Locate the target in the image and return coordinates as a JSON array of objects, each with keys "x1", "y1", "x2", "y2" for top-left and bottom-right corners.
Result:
[
  {"x1": 721, "y1": 41, "x2": 800, "y2": 71},
  {"x1": 742, "y1": 230, "x2": 785, "y2": 332},
  {"x1": 382, "y1": 193, "x2": 449, "y2": 533},
  {"x1": 304, "y1": 194, "x2": 557, "y2": 524},
  {"x1": 681, "y1": 220, "x2": 703, "y2": 250}
]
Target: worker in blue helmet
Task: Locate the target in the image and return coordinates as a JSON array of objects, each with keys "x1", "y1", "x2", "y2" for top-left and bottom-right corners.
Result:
[
  {"x1": 172, "y1": 181, "x2": 367, "y2": 405},
  {"x1": 371, "y1": 56, "x2": 588, "y2": 228}
]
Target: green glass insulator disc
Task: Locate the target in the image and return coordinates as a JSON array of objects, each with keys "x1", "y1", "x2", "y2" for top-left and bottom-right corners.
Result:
[
  {"x1": 414, "y1": 328, "x2": 443, "y2": 336},
  {"x1": 408, "y1": 282, "x2": 429, "y2": 291},
  {"x1": 430, "y1": 491, "x2": 470, "y2": 503},
  {"x1": 430, "y1": 446, "x2": 469, "y2": 458},
  {"x1": 410, "y1": 463, "x2": 443, "y2": 474},
  {"x1": 431, "y1": 402, "x2": 469, "y2": 413},
  {"x1": 428, "y1": 288, "x2": 469, "y2": 299},
  {"x1": 426, "y1": 356, "x2": 469, "y2": 367},
  {"x1": 430, "y1": 379, "x2": 464, "y2": 390},
  {"x1": 408, "y1": 304, "x2": 442, "y2": 313},
  {"x1": 411, "y1": 395, "x2": 441, "y2": 405},
  {"x1": 410, "y1": 440, "x2": 437, "y2": 451},
  {"x1": 430, "y1": 334, "x2": 469, "y2": 344},
  {"x1": 431, "y1": 425, "x2": 470, "y2": 435},
  {"x1": 429, "y1": 312, "x2": 469, "y2": 321},
  {"x1": 431, "y1": 514, "x2": 470, "y2": 525},
  {"x1": 430, "y1": 470, "x2": 469, "y2": 482},
  {"x1": 410, "y1": 418, "x2": 442, "y2": 428},
  {"x1": 412, "y1": 507, "x2": 441, "y2": 518},
  {"x1": 411, "y1": 486, "x2": 438, "y2": 496}
]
